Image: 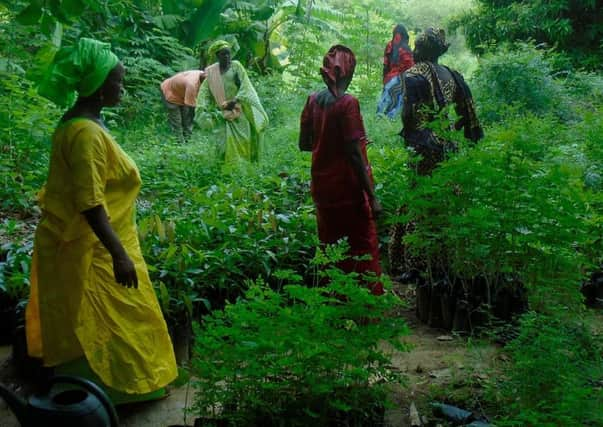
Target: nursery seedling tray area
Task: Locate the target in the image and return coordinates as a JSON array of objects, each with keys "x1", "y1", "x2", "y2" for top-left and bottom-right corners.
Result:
[{"x1": 0, "y1": 290, "x2": 503, "y2": 427}]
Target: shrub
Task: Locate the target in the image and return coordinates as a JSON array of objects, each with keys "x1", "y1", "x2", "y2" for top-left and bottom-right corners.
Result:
[
  {"x1": 488, "y1": 312, "x2": 603, "y2": 427},
  {"x1": 0, "y1": 65, "x2": 56, "y2": 214},
  {"x1": 139, "y1": 175, "x2": 317, "y2": 320},
  {"x1": 579, "y1": 108, "x2": 603, "y2": 190},
  {"x1": 399, "y1": 113, "x2": 595, "y2": 310},
  {"x1": 125, "y1": 126, "x2": 317, "y2": 321},
  {"x1": 190, "y1": 250, "x2": 409, "y2": 426},
  {"x1": 576, "y1": 108, "x2": 603, "y2": 274},
  {"x1": 0, "y1": 237, "x2": 32, "y2": 306},
  {"x1": 471, "y1": 44, "x2": 568, "y2": 123},
  {"x1": 454, "y1": 0, "x2": 603, "y2": 70}
]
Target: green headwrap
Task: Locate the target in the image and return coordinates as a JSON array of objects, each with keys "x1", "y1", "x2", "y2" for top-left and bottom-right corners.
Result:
[
  {"x1": 38, "y1": 38, "x2": 119, "y2": 107},
  {"x1": 208, "y1": 40, "x2": 231, "y2": 60}
]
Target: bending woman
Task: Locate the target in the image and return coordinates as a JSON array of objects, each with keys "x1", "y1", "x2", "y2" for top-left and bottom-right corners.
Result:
[
  {"x1": 160, "y1": 69, "x2": 206, "y2": 143},
  {"x1": 299, "y1": 45, "x2": 383, "y2": 295},
  {"x1": 197, "y1": 40, "x2": 268, "y2": 164},
  {"x1": 26, "y1": 38, "x2": 177, "y2": 404}
]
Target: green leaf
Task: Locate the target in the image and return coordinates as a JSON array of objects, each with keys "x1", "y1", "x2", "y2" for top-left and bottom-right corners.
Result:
[
  {"x1": 252, "y1": 5, "x2": 274, "y2": 21},
  {"x1": 183, "y1": 294, "x2": 193, "y2": 317},
  {"x1": 16, "y1": 1, "x2": 43, "y2": 25},
  {"x1": 40, "y1": 13, "x2": 57, "y2": 36},
  {"x1": 158, "y1": 282, "x2": 170, "y2": 311},
  {"x1": 199, "y1": 298, "x2": 211, "y2": 311},
  {"x1": 152, "y1": 14, "x2": 182, "y2": 30},
  {"x1": 186, "y1": 0, "x2": 230, "y2": 45},
  {"x1": 60, "y1": 0, "x2": 86, "y2": 17},
  {"x1": 47, "y1": 0, "x2": 71, "y2": 23},
  {"x1": 51, "y1": 22, "x2": 63, "y2": 47},
  {"x1": 26, "y1": 43, "x2": 59, "y2": 82},
  {"x1": 162, "y1": 0, "x2": 187, "y2": 14}
]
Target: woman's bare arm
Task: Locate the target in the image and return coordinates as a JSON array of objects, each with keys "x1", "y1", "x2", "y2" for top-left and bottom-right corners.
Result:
[
  {"x1": 344, "y1": 140, "x2": 382, "y2": 215},
  {"x1": 83, "y1": 205, "x2": 138, "y2": 288}
]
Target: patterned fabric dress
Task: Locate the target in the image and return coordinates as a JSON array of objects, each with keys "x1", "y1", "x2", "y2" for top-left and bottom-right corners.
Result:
[
  {"x1": 389, "y1": 61, "x2": 483, "y2": 274},
  {"x1": 402, "y1": 61, "x2": 482, "y2": 175}
]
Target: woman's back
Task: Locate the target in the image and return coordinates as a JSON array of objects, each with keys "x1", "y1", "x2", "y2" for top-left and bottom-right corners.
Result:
[
  {"x1": 300, "y1": 90, "x2": 370, "y2": 208},
  {"x1": 403, "y1": 62, "x2": 482, "y2": 142}
]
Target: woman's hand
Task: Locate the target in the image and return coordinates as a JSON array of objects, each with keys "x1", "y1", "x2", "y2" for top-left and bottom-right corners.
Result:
[
  {"x1": 112, "y1": 253, "x2": 138, "y2": 288},
  {"x1": 344, "y1": 140, "x2": 381, "y2": 216},
  {"x1": 83, "y1": 205, "x2": 139, "y2": 289},
  {"x1": 223, "y1": 99, "x2": 238, "y2": 111}
]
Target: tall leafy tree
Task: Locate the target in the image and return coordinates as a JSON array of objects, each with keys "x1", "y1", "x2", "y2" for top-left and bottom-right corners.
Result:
[{"x1": 453, "y1": 0, "x2": 603, "y2": 69}]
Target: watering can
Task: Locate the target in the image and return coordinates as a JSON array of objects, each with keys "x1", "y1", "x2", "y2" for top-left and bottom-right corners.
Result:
[{"x1": 0, "y1": 375, "x2": 119, "y2": 427}]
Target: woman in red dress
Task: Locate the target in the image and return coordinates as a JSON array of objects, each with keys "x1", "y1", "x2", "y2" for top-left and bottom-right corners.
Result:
[
  {"x1": 377, "y1": 24, "x2": 414, "y2": 119},
  {"x1": 299, "y1": 45, "x2": 383, "y2": 295}
]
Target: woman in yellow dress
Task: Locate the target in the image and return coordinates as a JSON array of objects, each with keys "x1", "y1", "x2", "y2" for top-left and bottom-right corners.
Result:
[{"x1": 25, "y1": 38, "x2": 177, "y2": 404}]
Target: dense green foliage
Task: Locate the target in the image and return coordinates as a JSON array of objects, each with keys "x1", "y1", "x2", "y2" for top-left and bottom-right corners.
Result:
[
  {"x1": 192, "y1": 254, "x2": 408, "y2": 425},
  {"x1": 1, "y1": 0, "x2": 603, "y2": 425},
  {"x1": 135, "y1": 145, "x2": 316, "y2": 320},
  {"x1": 471, "y1": 44, "x2": 568, "y2": 123},
  {"x1": 401, "y1": 112, "x2": 598, "y2": 310},
  {"x1": 489, "y1": 313, "x2": 603, "y2": 426},
  {"x1": 0, "y1": 236, "x2": 31, "y2": 303},
  {"x1": 454, "y1": 0, "x2": 603, "y2": 70}
]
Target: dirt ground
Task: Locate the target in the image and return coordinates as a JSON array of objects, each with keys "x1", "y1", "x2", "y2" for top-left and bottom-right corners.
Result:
[
  {"x1": 0, "y1": 285, "x2": 500, "y2": 427},
  {"x1": 385, "y1": 306, "x2": 500, "y2": 426}
]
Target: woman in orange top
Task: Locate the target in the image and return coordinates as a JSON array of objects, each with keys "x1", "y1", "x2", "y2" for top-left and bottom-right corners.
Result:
[
  {"x1": 27, "y1": 38, "x2": 177, "y2": 404},
  {"x1": 160, "y1": 69, "x2": 206, "y2": 143}
]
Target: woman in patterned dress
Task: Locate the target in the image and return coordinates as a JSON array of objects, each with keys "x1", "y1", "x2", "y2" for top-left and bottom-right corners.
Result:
[{"x1": 389, "y1": 28, "x2": 483, "y2": 275}]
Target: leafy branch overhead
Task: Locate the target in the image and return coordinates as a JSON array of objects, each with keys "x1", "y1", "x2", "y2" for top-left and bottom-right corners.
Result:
[
  {"x1": 452, "y1": 0, "x2": 603, "y2": 70},
  {"x1": 11, "y1": 0, "x2": 346, "y2": 74}
]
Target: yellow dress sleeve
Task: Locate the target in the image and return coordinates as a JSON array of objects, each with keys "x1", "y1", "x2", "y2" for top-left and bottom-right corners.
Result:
[{"x1": 67, "y1": 126, "x2": 109, "y2": 213}]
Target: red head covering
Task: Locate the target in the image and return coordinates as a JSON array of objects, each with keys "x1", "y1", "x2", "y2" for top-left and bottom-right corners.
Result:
[{"x1": 320, "y1": 45, "x2": 356, "y2": 98}]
